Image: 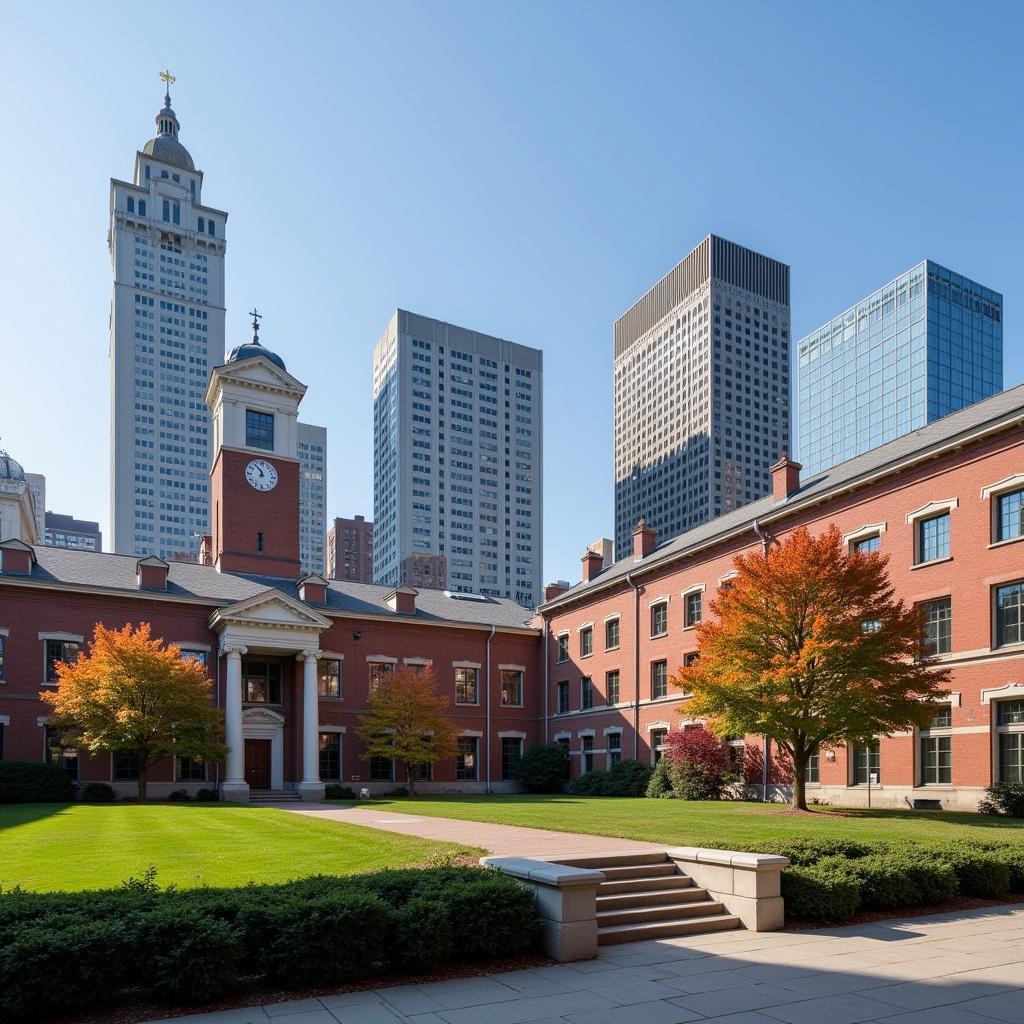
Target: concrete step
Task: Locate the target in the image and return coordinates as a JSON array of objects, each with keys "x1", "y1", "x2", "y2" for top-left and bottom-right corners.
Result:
[
  {"x1": 553, "y1": 852, "x2": 670, "y2": 870},
  {"x1": 597, "y1": 885, "x2": 705, "y2": 911},
  {"x1": 249, "y1": 791, "x2": 301, "y2": 802},
  {"x1": 597, "y1": 862, "x2": 679, "y2": 881},
  {"x1": 598, "y1": 913, "x2": 741, "y2": 945},
  {"x1": 599, "y1": 873, "x2": 695, "y2": 895},
  {"x1": 597, "y1": 899, "x2": 726, "y2": 928}
]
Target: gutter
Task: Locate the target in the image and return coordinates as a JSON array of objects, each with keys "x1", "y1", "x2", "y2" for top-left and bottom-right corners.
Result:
[
  {"x1": 485, "y1": 624, "x2": 496, "y2": 794},
  {"x1": 626, "y1": 572, "x2": 640, "y2": 759},
  {"x1": 543, "y1": 625, "x2": 549, "y2": 744}
]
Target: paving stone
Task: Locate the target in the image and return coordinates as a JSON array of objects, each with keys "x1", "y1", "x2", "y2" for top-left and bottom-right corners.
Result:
[
  {"x1": 937, "y1": 991, "x2": 1024, "y2": 1024},
  {"x1": 563, "y1": 1001, "x2": 704, "y2": 1024},
  {"x1": 437, "y1": 989, "x2": 617, "y2": 1024},
  {"x1": 264, "y1": 1000, "x2": 329, "y2": 1016},
  {"x1": 267, "y1": 1012, "x2": 339, "y2": 1024},
  {"x1": 328, "y1": 1002, "x2": 405, "y2": 1024},
  {"x1": 756, "y1": 992, "x2": 912, "y2": 1024},
  {"x1": 377, "y1": 985, "x2": 446, "y2": 1015},
  {"x1": 668, "y1": 982, "x2": 799, "y2": 1017}
]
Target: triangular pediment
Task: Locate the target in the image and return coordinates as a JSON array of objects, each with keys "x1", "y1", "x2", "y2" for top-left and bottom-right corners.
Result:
[
  {"x1": 209, "y1": 588, "x2": 331, "y2": 632},
  {"x1": 205, "y1": 358, "x2": 306, "y2": 405}
]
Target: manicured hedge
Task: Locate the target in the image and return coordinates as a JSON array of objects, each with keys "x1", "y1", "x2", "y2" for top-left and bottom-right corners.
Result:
[
  {"x1": 568, "y1": 759, "x2": 653, "y2": 797},
  {"x1": 0, "y1": 867, "x2": 539, "y2": 1021},
  {"x1": 0, "y1": 761, "x2": 76, "y2": 804},
  {"x1": 780, "y1": 861, "x2": 860, "y2": 922}
]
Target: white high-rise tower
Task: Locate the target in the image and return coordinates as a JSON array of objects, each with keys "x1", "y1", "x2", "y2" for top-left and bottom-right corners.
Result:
[{"x1": 109, "y1": 73, "x2": 227, "y2": 557}]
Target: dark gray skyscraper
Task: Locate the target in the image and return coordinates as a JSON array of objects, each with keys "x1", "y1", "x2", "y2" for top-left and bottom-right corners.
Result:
[{"x1": 613, "y1": 235, "x2": 791, "y2": 557}]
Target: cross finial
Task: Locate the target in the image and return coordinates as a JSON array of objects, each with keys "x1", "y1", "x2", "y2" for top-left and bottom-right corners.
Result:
[
  {"x1": 159, "y1": 69, "x2": 175, "y2": 104},
  {"x1": 249, "y1": 308, "x2": 262, "y2": 343}
]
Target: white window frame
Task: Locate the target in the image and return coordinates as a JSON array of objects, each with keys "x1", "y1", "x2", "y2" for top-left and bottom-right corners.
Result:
[
  {"x1": 906, "y1": 499, "x2": 957, "y2": 566},
  {"x1": 981, "y1": 474, "x2": 1024, "y2": 547},
  {"x1": 39, "y1": 631, "x2": 84, "y2": 687},
  {"x1": 842, "y1": 522, "x2": 887, "y2": 550}
]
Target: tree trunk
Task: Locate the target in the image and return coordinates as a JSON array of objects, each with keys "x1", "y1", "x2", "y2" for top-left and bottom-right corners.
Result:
[
  {"x1": 406, "y1": 764, "x2": 416, "y2": 798},
  {"x1": 791, "y1": 764, "x2": 807, "y2": 810},
  {"x1": 138, "y1": 766, "x2": 148, "y2": 802}
]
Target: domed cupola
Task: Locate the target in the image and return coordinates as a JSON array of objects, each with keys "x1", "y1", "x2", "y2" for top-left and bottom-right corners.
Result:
[
  {"x1": 142, "y1": 71, "x2": 195, "y2": 171},
  {"x1": 227, "y1": 309, "x2": 288, "y2": 372},
  {"x1": 0, "y1": 448, "x2": 25, "y2": 482}
]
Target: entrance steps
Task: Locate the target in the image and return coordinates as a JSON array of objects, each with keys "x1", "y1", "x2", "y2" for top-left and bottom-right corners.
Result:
[
  {"x1": 249, "y1": 790, "x2": 302, "y2": 803},
  {"x1": 553, "y1": 851, "x2": 740, "y2": 945}
]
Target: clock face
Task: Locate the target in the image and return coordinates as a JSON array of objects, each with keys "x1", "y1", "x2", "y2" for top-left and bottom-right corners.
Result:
[{"x1": 245, "y1": 459, "x2": 278, "y2": 492}]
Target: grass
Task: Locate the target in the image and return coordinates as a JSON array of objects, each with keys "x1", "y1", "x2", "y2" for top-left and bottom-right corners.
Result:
[
  {"x1": 0, "y1": 803, "x2": 474, "y2": 892},
  {"x1": 357, "y1": 794, "x2": 1024, "y2": 848}
]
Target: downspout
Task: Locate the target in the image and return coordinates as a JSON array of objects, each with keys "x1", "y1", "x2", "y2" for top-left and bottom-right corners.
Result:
[
  {"x1": 215, "y1": 646, "x2": 222, "y2": 791},
  {"x1": 542, "y1": 617, "x2": 549, "y2": 744},
  {"x1": 627, "y1": 572, "x2": 640, "y2": 759},
  {"x1": 485, "y1": 624, "x2": 496, "y2": 794},
  {"x1": 752, "y1": 518, "x2": 771, "y2": 800}
]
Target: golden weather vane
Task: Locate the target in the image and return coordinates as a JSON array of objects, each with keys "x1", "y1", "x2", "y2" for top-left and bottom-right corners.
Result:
[{"x1": 159, "y1": 69, "x2": 176, "y2": 87}]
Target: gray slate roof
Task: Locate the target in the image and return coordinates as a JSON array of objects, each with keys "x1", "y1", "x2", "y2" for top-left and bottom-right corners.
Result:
[
  {"x1": 546, "y1": 382, "x2": 1024, "y2": 610},
  {"x1": 20, "y1": 547, "x2": 537, "y2": 630}
]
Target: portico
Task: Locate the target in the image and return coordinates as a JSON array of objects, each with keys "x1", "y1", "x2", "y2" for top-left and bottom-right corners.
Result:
[{"x1": 210, "y1": 589, "x2": 332, "y2": 802}]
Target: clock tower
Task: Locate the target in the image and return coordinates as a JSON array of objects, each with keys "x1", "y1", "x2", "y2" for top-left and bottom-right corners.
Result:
[{"x1": 204, "y1": 316, "x2": 305, "y2": 577}]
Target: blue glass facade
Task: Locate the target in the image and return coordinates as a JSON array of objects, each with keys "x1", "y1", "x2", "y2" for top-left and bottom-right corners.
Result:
[{"x1": 797, "y1": 261, "x2": 1002, "y2": 477}]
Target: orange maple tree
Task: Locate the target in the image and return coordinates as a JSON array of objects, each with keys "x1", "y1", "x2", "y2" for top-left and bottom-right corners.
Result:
[
  {"x1": 674, "y1": 525, "x2": 951, "y2": 809},
  {"x1": 42, "y1": 622, "x2": 225, "y2": 800}
]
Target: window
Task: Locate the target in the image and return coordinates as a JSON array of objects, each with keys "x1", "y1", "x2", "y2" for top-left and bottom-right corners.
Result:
[
  {"x1": 318, "y1": 659, "x2": 342, "y2": 698},
  {"x1": 685, "y1": 591, "x2": 702, "y2": 628},
  {"x1": 921, "y1": 598, "x2": 952, "y2": 656},
  {"x1": 501, "y1": 737, "x2": 522, "y2": 780},
  {"x1": 319, "y1": 733, "x2": 341, "y2": 781},
  {"x1": 556, "y1": 681, "x2": 569, "y2": 714},
  {"x1": 113, "y1": 751, "x2": 140, "y2": 781},
  {"x1": 852, "y1": 741, "x2": 880, "y2": 785},
  {"x1": 500, "y1": 669, "x2": 523, "y2": 706},
  {"x1": 455, "y1": 666, "x2": 479, "y2": 704},
  {"x1": 556, "y1": 633, "x2": 569, "y2": 663},
  {"x1": 997, "y1": 701, "x2": 1024, "y2": 783},
  {"x1": 651, "y1": 728, "x2": 668, "y2": 764},
  {"x1": 853, "y1": 535, "x2": 880, "y2": 555},
  {"x1": 245, "y1": 409, "x2": 275, "y2": 451},
  {"x1": 180, "y1": 649, "x2": 208, "y2": 667},
  {"x1": 177, "y1": 756, "x2": 205, "y2": 782},
  {"x1": 127, "y1": 196, "x2": 134, "y2": 213},
  {"x1": 607, "y1": 732, "x2": 621, "y2": 766},
  {"x1": 726, "y1": 736, "x2": 745, "y2": 770},
  {"x1": 580, "y1": 626, "x2": 593, "y2": 657},
  {"x1": 806, "y1": 747, "x2": 820, "y2": 784},
  {"x1": 413, "y1": 756, "x2": 432, "y2": 782},
  {"x1": 581, "y1": 735, "x2": 594, "y2": 773},
  {"x1": 368, "y1": 662, "x2": 393, "y2": 692},
  {"x1": 556, "y1": 737, "x2": 571, "y2": 777},
  {"x1": 138, "y1": 199, "x2": 146, "y2": 217},
  {"x1": 997, "y1": 489, "x2": 1024, "y2": 542},
  {"x1": 45, "y1": 639, "x2": 79, "y2": 683},
  {"x1": 455, "y1": 737, "x2": 478, "y2": 781},
  {"x1": 198, "y1": 216, "x2": 205, "y2": 233},
  {"x1": 651, "y1": 602, "x2": 668, "y2": 637},
  {"x1": 996, "y1": 582, "x2": 1024, "y2": 647},
  {"x1": 605, "y1": 617, "x2": 620, "y2": 650},
  {"x1": 45, "y1": 727, "x2": 78, "y2": 781},
  {"x1": 606, "y1": 670, "x2": 620, "y2": 705},
  {"x1": 244, "y1": 660, "x2": 282, "y2": 703},
  {"x1": 917, "y1": 513, "x2": 950, "y2": 564},
  {"x1": 920, "y1": 735, "x2": 951, "y2": 785},
  {"x1": 369, "y1": 756, "x2": 393, "y2": 781},
  {"x1": 581, "y1": 676, "x2": 593, "y2": 710},
  {"x1": 651, "y1": 660, "x2": 668, "y2": 699}
]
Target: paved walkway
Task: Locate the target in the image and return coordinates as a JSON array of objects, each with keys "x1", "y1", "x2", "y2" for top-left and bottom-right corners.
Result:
[
  {"x1": 151, "y1": 904, "x2": 1024, "y2": 1023},
  {"x1": 278, "y1": 801, "x2": 665, "y2": 858}
]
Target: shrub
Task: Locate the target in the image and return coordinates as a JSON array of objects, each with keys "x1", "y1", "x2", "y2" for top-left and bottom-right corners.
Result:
[
  {"x1": 0, "y1": 917, "x2": 125, "y2": 1020},
  {"x1": 139, "y1": 907, "x2": 238, "y2": 1003},
  {"x1": 979, "y1": 782, "x2": 1024, "y2": 818},
  {"x1": 738, "y1": 836, "x2": 883, "y2": 866},
  {"x1": 391, "y1": 897, "x2": 453, "y2": 972},
  {"x1": 516, "y1": 743, "x2": 569, "y2": 793},
  {"x1": 781, "y1": 861, "x2": 861, "y2": 921},
  {"x1": 665, "y1": 726, "x2": 735, "y2": 800},
  {"x1": 194, "y1": 787, "x2": 219, "y2": 801},
  {"x1": 167, "y1": 788, "x2": 192, "y2": 802},
  {"x1": 324, "y1": 783, "x2": 356, "y2": 800},
  {"x1": 82, "y1": 782, "x2": 116, "y2": 802},
  {"x1": 437, "y1": 874, "x2": 538, "y2": 958},
  {"x1": 570, "y1": 759, "x2": 653, "y2": 797},
  {"x1": 569, "y1": 769, "x2": 609, "y2": 795},
  {"x1": 923, "y1": 846, "x2": 1009, "y2": 897},
  {"x1": 0, "y1": 760, "x2": 76, "y2": 804},
  {"x1": 645, "y1": 757, "x2": 675, "y2": 797},
  {"x1": 838, "y1": 854, "x2": 957, "y2": 910}
]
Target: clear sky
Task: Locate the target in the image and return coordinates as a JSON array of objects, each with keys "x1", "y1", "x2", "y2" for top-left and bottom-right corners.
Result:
[{"x1": 1, "y1": 0, "x2": 1021, "y2": 586}]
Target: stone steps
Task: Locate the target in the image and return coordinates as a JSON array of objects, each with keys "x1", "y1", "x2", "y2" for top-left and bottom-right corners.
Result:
[{"x1": 249, "y1": 790, "x2": 302, "y2": 803}]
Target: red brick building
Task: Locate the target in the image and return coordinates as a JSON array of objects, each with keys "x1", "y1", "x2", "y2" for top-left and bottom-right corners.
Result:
[
  {"x1": 538, "y1": 384, "x2": 1024, "y2": 811},
  {"x1": 325, "y1": 515, "x2": 374, "y2": 584}
]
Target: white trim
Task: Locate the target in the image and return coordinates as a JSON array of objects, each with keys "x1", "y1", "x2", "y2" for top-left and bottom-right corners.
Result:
[
  {"x1": 0, "y1": 714, "x2": 9, "y2": 726},
  {"x1": 556, "y1": 629, "x2": 569, "y2": 637},
  {"x1": 319, "y1": 651, "x2": 345, "y2": 661},
  {"x1": 680, "y1": 583, "x2": 706, "y2": 598},
  {"x1": 37, "y1": 631, "x2": 84, "y2": 643},
  {"x1": 578, "y1": 621, "x2": 594, "y2": 630},
  {"x1": 646, "y1": 720, "x2": 671, "y2": 732},
  {"x1": 949, "y1": 691, "x2": 962, "y2": 708},
  {"x1": 981, "y1": 682, "x2": 1024, "y2": 704},
  {"x1": 718, "y1": 570, "x2": 739, "y2": 585},
  {"x1": 905, "y1": 498, "x2": 958, "y2": 524},
  {"x1": 842, "y1": 522, "x2": 887, "y2": 545},
  {"x1": 0, "y1": 627, "x2": 9, "y2": 637},
  {"x1": 175, "y1": 641, "x2": 212, "y2": 653},
  {"x1": 36, "y1": 716, "x2": 48, "y2": 726},
  {"x1": 241, "y1": 707, "x2": 286, "y2": 790},
  {"x1": 603, "y1": 612, "x2": 621, "y2": 622},
  {"x1": 497, "y1": 730, "x2": 527, "y2": 739},
  {"x1": 553, "y1": 730, "x2": 571, "y2": 740},
  {"x1": 647, "y1": 595, "x2": 671, "y2": 607},
  {"x1": 981, "y1": 474, "x2": 1024, "y2": 500},
  {"x1": 453, "y1": 660, "x2": 481, "y2": 669},
  {"x1": 577, "y1": 728, "x2": 596, "y2": 738},
  {"x1": 403, "y1": 657, "x2": 432, "y2": 666},
  {"x1": 365, "y1": 655, "x2": 398, "y2": 664},
  {"x1": 317, "y1": 724, "x2": 346, "y2": 734},
  {"x1": 459, "y1": 729, "x2": 484, "y2": 737},
  {"x1": 602, "y1": 725, "x2": 623, "y2": 736},
  {"x1": 498, "y1": 663, "x2": 526, "y2": 672}
]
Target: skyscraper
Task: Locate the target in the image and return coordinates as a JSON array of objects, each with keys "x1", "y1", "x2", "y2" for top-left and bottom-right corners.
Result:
[
  {"x1": 373, "y1": 309, "x2": 543, "y2": 607},
  {"x1": 797, "y1": 261, "x2": 1003, "y2": 477},
  {"x1": 297, "y1": 422, "x2": 327, "y2": 575},
  {"x1": 109, "y1": 75, "x2": 227, "y2": 558},
  {"x1": 613, "y1": 235, "x2": 791, "y2": 557},
  {"x1": 325, "y1": 515, "x2": 374, "y2": 582}
]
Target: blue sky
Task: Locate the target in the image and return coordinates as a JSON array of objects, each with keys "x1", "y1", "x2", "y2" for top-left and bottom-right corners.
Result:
[{"x1": 1, "y1": 1, "x2": 1021, "y2": 585}]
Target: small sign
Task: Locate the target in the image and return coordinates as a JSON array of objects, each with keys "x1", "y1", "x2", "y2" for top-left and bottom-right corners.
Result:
[{"x1": 869, "y1": 773, "x2": 878, "y2": 784}]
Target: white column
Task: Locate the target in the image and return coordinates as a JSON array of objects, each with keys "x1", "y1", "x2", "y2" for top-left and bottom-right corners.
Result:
[
  {"x1": 221, "y1": 643, "x2": 249, "y2": 801},
  {"x1": 297, "y1": 650, "x2": 325, "y2": 800}
]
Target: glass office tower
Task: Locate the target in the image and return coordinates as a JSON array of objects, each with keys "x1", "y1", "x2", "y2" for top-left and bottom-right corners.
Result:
[{"x1": 797, "y1": 261, "x2": 1002, "y2": 478}]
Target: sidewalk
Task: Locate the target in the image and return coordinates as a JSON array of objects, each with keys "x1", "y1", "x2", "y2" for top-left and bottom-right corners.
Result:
[{"x1": 149, "y1": 904, "x2": 1024, "y2": 1023}]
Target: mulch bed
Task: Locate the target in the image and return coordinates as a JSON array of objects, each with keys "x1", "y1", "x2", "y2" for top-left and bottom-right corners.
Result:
[
  {"x1": 58, "y1": 951, "x2": 553, "y2": 1024},
  {"x1": 787, "y1": 891, "x2": 1024, "y2": 930}
]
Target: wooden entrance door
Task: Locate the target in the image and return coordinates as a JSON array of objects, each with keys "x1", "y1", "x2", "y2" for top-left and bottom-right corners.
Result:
[{"x1": 244, "y1": 739, "x2": 272, "y2": 790}]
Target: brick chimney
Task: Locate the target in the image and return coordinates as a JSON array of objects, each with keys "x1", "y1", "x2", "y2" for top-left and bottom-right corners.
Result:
[
  {"x1": 632, "y1": 519, "x2": 656, "y2": 559},
  {"x1": 0, "y1": 538, "x2": 35, "y2": 575},
  {"x1": 136, "y1": 555, "x2": 170, "y2": 591},
  {"x1": 581, "y1": 549, "x2": 603, "y2": 583},
  {"x1": 543, "y1": 581, "x2": 571, "y2": 602},
  {"x1": 771, "y1": 454, "x2": 802, "y2": 502},
  {"x1": 386, "y1": 586, "x2": 418, "y2": 614},
  {"x1": 299, "y1": 574, "x2": 328, "y2": 605}
]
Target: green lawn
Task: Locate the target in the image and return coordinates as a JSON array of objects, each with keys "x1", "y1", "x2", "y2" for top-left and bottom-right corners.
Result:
[
  {"x1": 359, "y1": 794, "x2": 1024, "y2": 848},
  {"x1": 0, "y1": 804, "x2": 474, "y2": 892}
]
